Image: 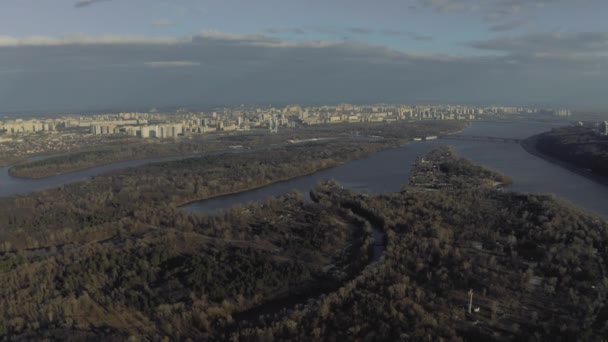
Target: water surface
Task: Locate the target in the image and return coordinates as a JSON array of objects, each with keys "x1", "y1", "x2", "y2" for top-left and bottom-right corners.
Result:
[
  {"x1": 1, "y1": 120, "x2": 606, "y2": 219},
  {"x1": 184, "y1": 121, "x2": 608, "y2": 219}
]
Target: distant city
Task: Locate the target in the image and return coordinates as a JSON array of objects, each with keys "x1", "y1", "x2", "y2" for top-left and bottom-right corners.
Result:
[
  {"x1": 0, "y1": 103, "x2": 574, "y2": 161},
  {"x1": 1, "y1": 104, "x2": 572, "y2": 138}
]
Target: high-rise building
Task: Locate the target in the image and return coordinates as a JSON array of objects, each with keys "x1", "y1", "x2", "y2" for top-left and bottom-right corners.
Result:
[
  {"x1": 141, "y1": 126, "x2": 151, "y2": 138},
  {"x1": 90, "y1": 125, "x2": 101, "y2": 135},
  {"x1": 159, "y1": 125, "x2": 173, "y2": 138},
  {"x1": 269, "y1": 117, "x2": 278, "y2": 133},
  {"x1": 601, "y1": 121, "x2": 608, "y2": 136},
  {"x1": 171, "y1": 125, "x2": 181, "y2": 137}
]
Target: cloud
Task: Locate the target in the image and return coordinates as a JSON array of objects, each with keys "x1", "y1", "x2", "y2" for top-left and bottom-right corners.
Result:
[
  {"x1": 265, "y1": 28, "x2": 307, "y2": 35},
  {"x1": 265, "y1": 26, "x2": 356, "y2": 37},
  {"x1": 74, "y1": 0, "x2": 111, "y2": 8},
  {"x1": 195, "y1": 30, "x2": 338, "y2": 48},
  {"x1": 0, "y1": 68, "x2": 23, "y2": 74},
  {"x1": 348, "y1": 28, "x2": 373, "y2": 35},
  {"x1": 0, "y1": 34, "x2": 183, "y2": 47},
  {"x1": 380, "y1": 30, "x2": 404, "y2": 37},
  {"x1": 153, "y1": 19, "x2": 177, "y2": 28},
  {"x1": 468, "y1": 32, "x2": 608, "y2": 57},
  {"x1": 417, "y1": 0, "x2": 476, "y2": 13},
  {"x1": 409, "y1": 33, "x2": 434, "y2": 41},
  {"x1": 305, "y1": 26, "x2": 341, "y2": 35},
  {"x1": 0, "y1": 32, "x2": 338, "y2": 49},
  {"x1": 263, "y1": 27, "x2": 432, "y2": 41},
  {"x1": 377, "y1": 30, "x2": 433, "y2": 41},
  {"x1": 144, "y1": 61, "x2": 200, "y2": 68},
  {"x1": 416, "y1": 0, "x2": 571, "y2": 32},
  {"x1": 417, "y1": 0, "x2": 564, "y2": 14},
  {"x1": 0, "y1": 31, "x2": 606, "y2": 111},
  {"x1": 488, "y1": 20, "x2": 527, "y2": 32}
]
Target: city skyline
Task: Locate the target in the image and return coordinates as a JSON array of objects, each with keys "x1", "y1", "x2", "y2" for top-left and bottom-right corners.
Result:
[{"x1": 1, "y1": 0, "x2": 608, "y2": 111}]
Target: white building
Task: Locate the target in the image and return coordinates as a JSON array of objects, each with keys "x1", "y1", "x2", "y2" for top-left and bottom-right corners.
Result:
[
  {"x1": 141, "y1": 126, "x2": 151, "y2": 138},
  {"x1": 90, "y1": 125, "x2": 102, "y2": 135}
]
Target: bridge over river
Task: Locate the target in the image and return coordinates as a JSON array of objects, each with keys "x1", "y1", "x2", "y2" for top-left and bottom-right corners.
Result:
[{"x1": 440, "y1": 134, "x2": 522, "y2": 144}]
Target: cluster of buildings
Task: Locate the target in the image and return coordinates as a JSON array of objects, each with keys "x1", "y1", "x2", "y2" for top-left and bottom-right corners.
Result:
[
  {"x1": 0, "y1": 119, "x2": 58, "y2": 134},
  {"x1": 1, "y1": 104, "x2": 573, "y2": 141},
  {"x1": 90, "y1": 124, "x2": 119, "y2": 135},
  {"x1": 132, "y1": 125, "x2": 183, "y2": 139},
  {"x1": 554, "y1": 109, "x2": 572, "y2": 117},
  {"x1": 600, "y1": 121, "x2": 608, "y2": 136}
]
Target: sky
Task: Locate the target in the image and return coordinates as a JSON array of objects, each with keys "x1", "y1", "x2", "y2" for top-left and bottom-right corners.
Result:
[{"x1": 1, "y1": 0, "x2": 607, "y2": 112}]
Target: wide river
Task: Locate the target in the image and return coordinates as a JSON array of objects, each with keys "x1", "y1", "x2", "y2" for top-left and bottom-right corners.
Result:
[
  {"x1": 1, "y1": 120, "x2": 607, "y2": 219},
  {"x1": 184, "y1": 120, "x2": 608, "y2": 219}
]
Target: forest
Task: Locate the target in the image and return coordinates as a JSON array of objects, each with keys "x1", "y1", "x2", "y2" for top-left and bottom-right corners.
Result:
[
  {"x1": 0, "y1": 139, "x2": 389, "y2": 250},
  {"x1": 8, "y1": 120, "x2": 466, "y2": 178},
  {"x1": 0, "y1": 138, "x2": 607, "y2": 340},
  {"x1": 527, "y1": 125, "x2": 608, "y2": 178},
  {"x1": 0, "y1": 135, "x2": 392, "y2": 339},
  {"x1": 231, "y1": 149, "x2": 608, "y2": 341}
]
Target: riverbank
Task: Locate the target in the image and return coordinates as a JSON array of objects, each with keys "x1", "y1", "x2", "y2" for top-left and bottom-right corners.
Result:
[
  {"x1": 7, "y1": 138, "x2": 373, "y2": 179},
  {"x1": 7, "y1": 151, "x2": 211, "y2": 179},
  {"x1": 177, "y1": 158, "x2": 351, "y2": 210},
  {"x1": 6, "y1": 121, "x2": 468, "y2": 179},
  {"x1": 0, "y1": 157, "x2": 25, "y2": 167},
  {"x1": 521, "y1": 134, "x2": 608, "y2": 188},
  {"x1": 7, "y1": 139, "x2": 342, "y2": 180}
]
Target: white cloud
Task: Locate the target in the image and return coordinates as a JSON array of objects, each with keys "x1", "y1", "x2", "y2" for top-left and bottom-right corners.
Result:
[
  {"x1": 144, "y1": 61, "x2": 200, "y2": 68},
  {"x1": 196, "y1": 30, "x2": 338, "y2": 48},
  {"x1": 0, "y1": 34, "x2": 184, "y2": 47},
  {"x1": 0, "y1": 32, "x2": 340, "y2": 49}
]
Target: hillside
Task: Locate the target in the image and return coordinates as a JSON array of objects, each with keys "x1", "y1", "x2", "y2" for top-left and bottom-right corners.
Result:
[{"x1": 525, "y1": 126, "x2": 608, "y2": 178}]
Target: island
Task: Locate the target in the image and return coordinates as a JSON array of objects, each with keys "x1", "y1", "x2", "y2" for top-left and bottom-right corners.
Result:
[
  {"x1": 408, "y1": 145, "x2": 512, "y2": 190},
  {"x1": 8, "y1": 120, "x2": 466, "y2": 178}
]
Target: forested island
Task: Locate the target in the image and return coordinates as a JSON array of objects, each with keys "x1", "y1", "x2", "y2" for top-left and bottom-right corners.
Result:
[
  {"x1": 0, "y1": 140, "x2": 607, "y2": 340},
  {"x1": 8, "y1": 120, "x2": 466, "y2": 178},
  {"x1": 408, "y1": 146, "x2": 512, "y2": 190},
  {"x1": 524, "y1": 125, "x2": 608, "y2": 180}
]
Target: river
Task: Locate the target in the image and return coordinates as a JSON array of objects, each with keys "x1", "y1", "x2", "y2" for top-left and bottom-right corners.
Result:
[
  {"x1": 186, "y1": 119, "x2": 608, "y2": 325},
  {"x1": 1, "y1": 120, "x2": 607, "y2": 219},
  {"x1": 183, "y1": 120, "x2": 608, "y2": 219}
]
